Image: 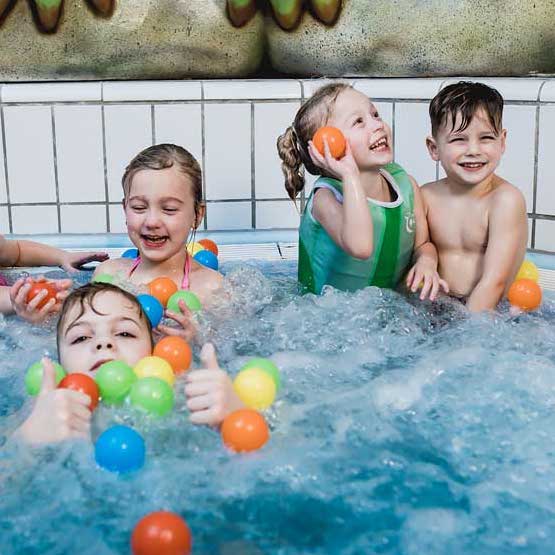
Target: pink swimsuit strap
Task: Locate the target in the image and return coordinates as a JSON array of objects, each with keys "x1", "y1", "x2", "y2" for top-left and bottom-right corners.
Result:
[{"x1": 128, "y1": 253, "x2": 190, "y2": 290}]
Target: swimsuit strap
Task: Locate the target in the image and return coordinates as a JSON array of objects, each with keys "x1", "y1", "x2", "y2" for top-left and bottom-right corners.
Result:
[
  {"x1": 128, "y1": 254, "x2": 190, "y2": 290},
  {"x1": 128, "y1": 255, "x2": 142, "y2": 277}
]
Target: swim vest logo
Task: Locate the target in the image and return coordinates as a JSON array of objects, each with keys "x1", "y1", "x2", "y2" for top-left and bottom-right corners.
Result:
[{"x1": 405, "y1": 213, "x2": 415, "y2": 234}]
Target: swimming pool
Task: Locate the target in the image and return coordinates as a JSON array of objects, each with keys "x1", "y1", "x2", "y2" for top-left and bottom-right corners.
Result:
[{"x1": 1, "y1": 235, "x2": 554, "y2": 554}]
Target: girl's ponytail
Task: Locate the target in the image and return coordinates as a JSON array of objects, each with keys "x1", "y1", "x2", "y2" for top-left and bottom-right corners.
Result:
[{"x1": 277, "y1": 125, "x2": 305, "y2": 201}]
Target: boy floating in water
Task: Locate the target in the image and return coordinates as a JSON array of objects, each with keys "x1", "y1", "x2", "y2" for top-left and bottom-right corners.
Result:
[{"x1": 422, "y1": 81, "x2": 528, "y2": 311}]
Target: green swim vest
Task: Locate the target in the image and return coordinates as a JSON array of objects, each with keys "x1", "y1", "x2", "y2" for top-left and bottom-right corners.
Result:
[{"x1": 298, "y1": 162, "x2": 416, "y2": 294}]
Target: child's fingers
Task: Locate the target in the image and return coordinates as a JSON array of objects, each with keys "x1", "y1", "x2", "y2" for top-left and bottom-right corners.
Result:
[
  {"x1": 188, "y1": 408, "x2": 219, "y2": 426},
  {"x1": 12, "y1": 280, "x2": 30, "y2": 304},
  {"x1": 411, "y1": 271, "x2": 423, "y2": 292},
  {"x1": 39, "y1": 358, "x2": 57, "y2": 394},
  {"x1": 419, "y1": 276, "x2": 432, "y2": 300},
  {"x1": 26, "y1": 289, "x2": 49, "y2": 310},
  {"x1": 37, "y1": 297, "x2": 57, "y2": 316},
  {"x1": 54, "y1": 279, "x2": 73, "y2": 291},
  {"x1": 405, "y1": 267, "x2": 415, "y2": 287},
  {"x1": 184, "y1": 368, "x2": 223, "y2": 384},
  {"x1": 439, "y1": 278, "x2": 449, "y2": 294},
  {"x1": 186, "y1": 393, "x2": 213, "y2": 412},
  {"x1": 200, "y1": 343, "x2": 219, "y2": 369},
  {"x1": 429, "y1": 279, "x2": 440, "y2": 301}
]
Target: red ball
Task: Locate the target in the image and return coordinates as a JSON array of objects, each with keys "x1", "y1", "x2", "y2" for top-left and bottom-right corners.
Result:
[
  {"x1": 26, "y1": 281, "x2": 58, "y2": 309},
  {"x1": 58, "y1": 373, "x2": 100, "y2": 411},
  {"x1": 198, "y1": 239, "x2": 219, "y2": 257},
  {"x1": 131, "y1": 511, "x2": 192, "y2": 555}
]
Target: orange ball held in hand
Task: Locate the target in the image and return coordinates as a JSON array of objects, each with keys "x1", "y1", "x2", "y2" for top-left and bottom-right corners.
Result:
[
  {"x1": 221, "y1": 409, "x2": 269, "y2": 453},
  {"x1": 131, "y1": 511, "x2": 192, "y2": 555},
  {"x1": 312, "y1": 126, "x2": 347, "y2": 159},
  {"x1": 508, "y1": 279, "x2": 542, "y2": 311},
  {"x1": 26, "y1": 281, "x2": 58, "y2": 309},
  {"x1": 198, "y1": 238, "x2": 219, "y2": 257},
  {"x1": 153, "y1": 336, "x2": 192, "y2": 374},
  {"x1": 58, "y1": 373, "x2": 100, "y2": 411},
  {"x1": 149, "y1": 277, "x2": 178, "y2": 308}
]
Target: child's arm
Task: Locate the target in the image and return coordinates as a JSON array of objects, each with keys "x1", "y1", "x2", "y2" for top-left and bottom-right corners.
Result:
[
  {"x1": 184, "y1": 343, "x2": 244, "y2": 426},
  {"x1": 466, "y1": 188, "x2": 527, "y2": 312},
  {"x1": 308, "y1": 141, "x2": 373, "y2": 259}
]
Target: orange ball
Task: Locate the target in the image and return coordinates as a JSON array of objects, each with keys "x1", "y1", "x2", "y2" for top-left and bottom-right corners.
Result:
[
  {"x1": 312, "y1": 126, "x2": 346, "y2": 159},
  {"x1": 508, "y1": 278, "x2": 542, "y2": 311},
  {"x1": 198, "y1": 238, "x2": 219, "y2": 257},
  {"x1": 131, "y1": 511, "x2": 192, "y2": 555},
  {"x1": 221, "y1": 409, "x2": 269, "y2": 453},
  {"x1": 148, "y1": 277, "x2": 178, "y2": 307},
  {"x1": 26, "y1": 281, "x2": 58, "y2": 309},
  {"x1": 58, "y1": 373, "x2": 100, "y2": 411},
  {"x1": 153, "y1": 336, "x2": 192, "y2": 374}
]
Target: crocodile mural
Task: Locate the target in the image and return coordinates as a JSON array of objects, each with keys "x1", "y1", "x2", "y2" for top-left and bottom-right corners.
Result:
[{"x1": 0, "y1": 0, "x2": 553, "y2": 80}]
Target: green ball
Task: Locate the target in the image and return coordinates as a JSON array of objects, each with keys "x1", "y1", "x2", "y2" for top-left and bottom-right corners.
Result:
[
  {"x1": 92, "y1": 273, "x2": 114, "y2": 284},
  {"x1": 167, "y1": 290, "x2": 202, "y2": 313},
  {"x1": 241, "y1": 358, "x2": 281, "y2": 391},
  {"x1": 95, "y1": 360, "x2": 136, "y2": 405},
  {"x1": 129, "y1": 377, "x2": 174, "y2": 417},
  {"x1": 25, "y1": 361, "x2": 66, "y2": 395}
]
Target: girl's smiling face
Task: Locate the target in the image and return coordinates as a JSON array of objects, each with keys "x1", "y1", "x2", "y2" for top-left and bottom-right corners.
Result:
[{"x1": 124, "y1": 165, "x2": 202, "y2": 263}]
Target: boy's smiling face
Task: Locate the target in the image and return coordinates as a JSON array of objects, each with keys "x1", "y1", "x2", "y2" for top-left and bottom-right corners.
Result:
[
  {"x1": 58, "y1": 290, "x2": 152, "y2": 376},
  {"x1": 427, "y1": 108, "x2": 506, "y2": 188}
]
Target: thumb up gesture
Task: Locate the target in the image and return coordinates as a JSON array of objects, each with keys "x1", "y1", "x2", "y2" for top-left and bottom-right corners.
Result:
[
  {"x1": 184, "y1": 343, "x2": 244, "y2": 427},
  {"x1": 15, "y1": 358, "x2": 92, "y2": 445}
]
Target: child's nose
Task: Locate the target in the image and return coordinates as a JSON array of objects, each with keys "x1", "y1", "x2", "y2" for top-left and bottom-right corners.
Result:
[
  {"x1": 145, "y1": 209, "x2": 162, "y2": 227},
  {"x1": 96, "y1": 340, "x2": 113, "y2": 351}
]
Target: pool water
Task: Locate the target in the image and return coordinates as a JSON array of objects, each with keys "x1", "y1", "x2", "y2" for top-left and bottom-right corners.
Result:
[{"x1": 1, "y1": 260, "x2": 555, "y2": 554}]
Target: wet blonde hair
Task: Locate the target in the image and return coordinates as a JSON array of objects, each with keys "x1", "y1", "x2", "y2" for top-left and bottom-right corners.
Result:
[{"x1": 277, "y1": 82, "x2": 351, "y2": 201}]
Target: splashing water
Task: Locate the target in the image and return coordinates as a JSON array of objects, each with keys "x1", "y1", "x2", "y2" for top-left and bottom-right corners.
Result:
[{"x1": 1, "y1": 261, "x2": 555, "y2": 554}]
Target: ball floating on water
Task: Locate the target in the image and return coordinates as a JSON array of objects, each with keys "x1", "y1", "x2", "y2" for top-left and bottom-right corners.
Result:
[
  {"x1": 58, "y1": 373, "x2": 100, "y2": 411},
  {"x1": 508, "y1": 279, "x2": 542, "y2": 311},
  {"x1": 92, "y1": 273, "x2": 114, "y2": 285},
  {"x1": 26, "y1": 281, "x2": 58, "y2": 309},
  {"x1": 186, "y1": 242, "x2": 204, "y2": 256},
  {"x1": 95, "y1": 425, "x2": 145, "y2": 473},
  {"x1": 516, "y1": 260, "x2": 539, "y2": 282},
  {"x1": 153, "y1": 336, "x2": 192, "y2": 374},
  {"x1": 131, "y1": 511, "x2": 192, "y2": 555},
  {"x1": 241, "y1": 358, "x2": 281, "y2": 391},
  {"x1": 193, "y1": 250, "x2": 219, "y2": 271},
  {"x1": 148, "y1": 277, "x2": 178, "y2": 307},
  {"x1": 198, "y1": 238, "x2": 218, "y2": 257},
  {"x1": 137, "y1": 294, "x2": 164, "y2": 328},
  {"x1": 95, "y1": 360, "x2": 137, "y2": 405},
  {"x1": 122, "y1": 248, "x2": 139, "y2": 259},
  {"x1": 167, "y1": 290, "x2": 202, "y2": 313},
  {"x1": 25, "y1": 361, "x2": 66, "y2": 395},
  {"x1": 134, "y1": 356, "x2": 175, "y2": 387},
  {"x1": 233, "y1": 367, "x2": 276, "y2": 410},
  {"x1": 313, "y1": 126, "x2": 346, "y2": 159},
  {"x1": 221, "y1": 409, "x2": 269, "y2": 453},
  {"x1": 129, "y1": 377, "x2": 174, "y2": 417}
]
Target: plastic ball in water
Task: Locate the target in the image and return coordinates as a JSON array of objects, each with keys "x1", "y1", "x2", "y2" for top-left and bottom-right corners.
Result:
[
  {"x1": 129, "y1": 377, "x2": 174, "y2": 417},
  {"x1": 58, "y1": 373, "x2": 100, "y2": 411},
  {"x1": 233, "y1": 367, "x2": 276, "y2": 410},
  {"x1": 95, "y1": 360, "x2": 137, "y2": 405},
  {"x1": 95, "y1": 425, "x2": 145, "y2": 473},
  {"x1": 122, "y1": 248, "x2": 139, "y2": 259},
  {"x1": 198, "y1": 238, "x2": 218, "y2": 256},
  {"x1": 193, "y1": 249, "x2": 219, "y2": 271},
  {"x1": 241, "y1": 357, "x2": 281, "y2": 391},
  {"x1": 92, "y1": 273, "x2": 114, "y2": 284},
  {"x1": 131, "y1": 511, "x2": 192, "y2": 555},
  {"x1": 508, "y1": 278, "x2": 542, "y2": 311},
  {"x1": 185, "y1": 242, "x2": 204, "y2": 256},
  {"x1": 26, "y1": 281, "x2": 58, "y2": 309},
  {"x1": 153, "y1": 336, "x2": 192, "y2": 374},
  {"x1": 313, "y1": 126, "x2": 346, "y2": 159},
  {"x1": 25, "y1": 361, "x2": 66, "y2": 395},
  {"x1": 221, "y1": 409, "x2": 269, "y2": 453},
  {"x1": 148, "y1": 277, "x2": 178, "y2": 307},
  {"x1": 134, "y1": 356, "x2": 175, "y2": 387},
  {"x1": 516, "y1": 260, "x2": 539, "y2": 282},
  {"x1": 137, "y1": 294, "x2": 164, "y2": 327},
  {"x1": 166, "y1": 291, "x2": 202, "y2": 313}
]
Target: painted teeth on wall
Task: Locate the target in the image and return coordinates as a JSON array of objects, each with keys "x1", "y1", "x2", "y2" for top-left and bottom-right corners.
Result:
[{"x1": 227, "y1": 0, "x2": 257, "y2": 28}]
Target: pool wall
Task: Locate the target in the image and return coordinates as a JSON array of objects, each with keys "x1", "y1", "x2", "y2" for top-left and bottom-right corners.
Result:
[{"x1": 0, "y1": 77, "x2": 554, "y2": 252}]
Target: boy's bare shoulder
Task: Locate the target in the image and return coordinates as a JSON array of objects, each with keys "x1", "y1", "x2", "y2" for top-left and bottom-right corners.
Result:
[
  {"x1": 489, "y1": 179, "x2": 526, "y2": 214},
  {"x1": 95, "y1": 256, "x2": 131, "y2": 275},
  {"x1": 420, "y1": 178, "x2": 448, "y2": 199}
]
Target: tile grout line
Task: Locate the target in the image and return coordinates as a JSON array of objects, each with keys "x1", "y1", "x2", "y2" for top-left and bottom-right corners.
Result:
[
  {"x1": 100, "y1": 82, "x2": 111, "y2": 233},
  {"x1": 200, "y1": 81, "x2": 208, "y2": 231},
  {"x1": 50, "y1": 105, "x2": 62, "y2": 233},
  {"x1": 251, "y1": 101, "x2": 256, "y2": 229},
  {"x1": 0, "y1": 89, "x2": 13, "y2": 234}
]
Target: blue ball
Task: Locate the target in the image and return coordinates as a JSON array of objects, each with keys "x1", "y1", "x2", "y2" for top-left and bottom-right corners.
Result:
[
  {"x1": 121, "y1": 248, "x2": 139, "y2": 259},
  {"x1": 95, "y1": 425, "x2": 145, "y2": 473},
  {"x1": 137, "y1": 294, "x2": 164, "y2": 327},
  {"x1": 194, "y1": 249, "x2": 219, "y2": 271}
]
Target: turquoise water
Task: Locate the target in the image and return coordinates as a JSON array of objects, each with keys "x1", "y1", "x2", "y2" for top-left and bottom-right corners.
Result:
[{"x1": 1, "y1": 260, "x2": 555, "y2": 554}]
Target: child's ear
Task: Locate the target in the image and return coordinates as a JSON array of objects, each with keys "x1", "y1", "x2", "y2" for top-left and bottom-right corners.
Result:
[
  {"x1": 193, "y1": 204, "x2": 206, "y2": 229},
  {"x1": 426, "y1": 136, "x2": 439, "y2": 161},
  {"x1": 500, "y1": 128, "x2": 507, "y2": 154}
]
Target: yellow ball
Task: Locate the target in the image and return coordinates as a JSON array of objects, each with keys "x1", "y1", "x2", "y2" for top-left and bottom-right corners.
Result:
[
  {"x1": 134, "y1": 356, "x2": 175, "y2": 387},
  {"x1": 233, "y1": 368, "x2": 276, "y2": 411},
  {"x1": 516, "y1": 260, "x2": 539, "y2": 282},
  {"x1": 186, "y1": 242, "x2": 204, "y2": 256}
]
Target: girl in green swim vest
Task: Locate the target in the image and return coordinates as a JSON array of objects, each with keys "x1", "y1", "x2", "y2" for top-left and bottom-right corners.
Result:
[{"x1": 277, "y1": 83, "x2": 448, "y2": 298}]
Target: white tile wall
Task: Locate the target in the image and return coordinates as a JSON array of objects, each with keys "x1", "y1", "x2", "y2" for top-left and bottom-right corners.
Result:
[
  {"x1": 204, "y1": 104, "x2": 251, "y2": 200},
  {"x1": 537, "y1": 105, "x2": 555, "y2": 216},
  {"x1": 60, "y1": 205, "x2": 106, "y2": 233},
  {"x1": 534, "y1": 219, "x2": 555, "y2": 252},
  {"x1": 0, "y1": 206, "x2": 9, "y2": 234},
  {"x1": 0, "y1": 119, "x2": 7, "y2": 204},
  {"x1": 204, "y1": 80, "x2": 301, "y2": 100},
  {"x1": 256, "y1": 201, "x2": 300, "y2": 229},
  {"x1": 12, "y1": 205, "x2": 58, "y2": 234},
  {"x1": 154, "y1": 104, "x2": 202, "y2": 163},
  {"x1": 206, "y1": 202, "x2": 252, "y2": 230},
  {"x1": 104, "y1": 105, "x2": 152, "y2": 202},
  {"x1": 4, "y1": 106, "x2": 57, "y2": 203},
  {"x1": 55, "y1": 105, "x2": 105, "y2": 203},
  {"x1": 108, "y1": 203, "x2": 127, "y2": 233}
]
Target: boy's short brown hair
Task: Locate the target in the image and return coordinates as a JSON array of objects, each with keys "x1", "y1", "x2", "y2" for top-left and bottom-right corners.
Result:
[
  {"x1": 56, "y1": 282, "x2": 154, "y2": 357},
  {"x1": 429, "y1": 81, "x2": 504, "y2": 137}
]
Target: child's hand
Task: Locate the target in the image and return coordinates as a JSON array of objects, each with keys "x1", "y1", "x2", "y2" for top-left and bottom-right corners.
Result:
[
  {"x1": 157, "y1": 299, "x2": 198, "y2": 343},
  {"x1": 308, "y1": 138, "x2": 360, "y2": 183},
  {"x1": 10, "y1": 277, "x2": 72, "y2": 323},
  {"x1": 15, "y1": 358, "x2": 92, "y2": 445},
  {"x1": 60, "y1": 251, "x2": 109, "y2": 273},
  {"x1": 406, "y1": 260, "x2": 449, "y2": 301},
  {"x1": 184, "y1": 343, "x2": 244, "y2": 427}
]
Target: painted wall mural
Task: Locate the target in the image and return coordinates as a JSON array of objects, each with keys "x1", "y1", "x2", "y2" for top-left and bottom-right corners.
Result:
[{"x1": 0, "y1": 0, "x2": 553, "y2": 80}]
